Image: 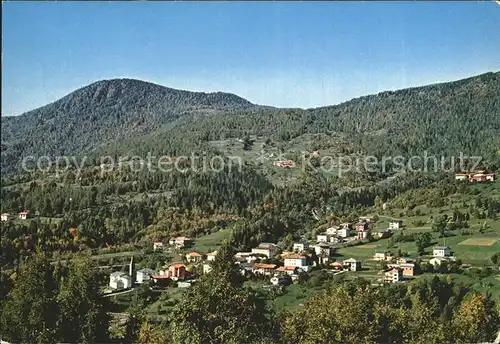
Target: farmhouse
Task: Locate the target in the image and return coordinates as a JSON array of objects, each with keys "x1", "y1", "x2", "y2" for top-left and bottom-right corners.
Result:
[
  {"x1": 433, "y1": 246, "x2": 451, "y2": 258},
  {"x1": 18, "y1": 211, "x2": 29, "y2": 220},
  {"x1": 1, "y1": 213, "x2": 10, "y2": 221}
]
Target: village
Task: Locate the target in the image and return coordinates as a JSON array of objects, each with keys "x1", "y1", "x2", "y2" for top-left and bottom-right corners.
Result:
[{"x1": 103, "y1": 215, "x2": 464, "y2": 299}]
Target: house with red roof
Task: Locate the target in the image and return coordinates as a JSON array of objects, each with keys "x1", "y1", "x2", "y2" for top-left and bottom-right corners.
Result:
[
  {"x1": 185, "y1": 251, "x2": 203, "y2": 263},
  {"x1": 153, "y1": 242, "x2": 164, "y2": 251},
  {"x1": 169, "y1": 236, "x2": 194, "y2": 249},
  {"x1": 18, "y1": 211, "x2": 29, "y2": 220},
  {"x1": 282, "y1": 253, "x2": 310, "y2": 272},
  {"x1": 252, "y1": 263, "x2": 277, "y2": 276}
]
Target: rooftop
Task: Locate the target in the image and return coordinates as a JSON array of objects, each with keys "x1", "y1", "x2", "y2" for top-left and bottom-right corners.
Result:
[
  {"x1": 282, "y1": 253, "x2": 306, "y2": 259},
  {"x1": 344, "y1": 258, "x2": 358, "y2": 263},
  {"x1": 253, "y1": 263, "x2": 277, "y2": 269}
]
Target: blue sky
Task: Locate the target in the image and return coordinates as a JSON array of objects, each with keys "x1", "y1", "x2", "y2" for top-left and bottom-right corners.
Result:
[{"x1": 2, "y1": 2, "x2": 499, "y2": 116}]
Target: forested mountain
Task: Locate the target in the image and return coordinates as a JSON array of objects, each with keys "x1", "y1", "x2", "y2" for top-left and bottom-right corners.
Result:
[
  {"x1": 164, "y1": 71, "x2": 500, "y2": 160},
  {"x1": 4, "y1": 72, "x2": 498, "y2": 174},
  {"x1": 1, "y1": 78, "x2": 258, "y2": 172}
]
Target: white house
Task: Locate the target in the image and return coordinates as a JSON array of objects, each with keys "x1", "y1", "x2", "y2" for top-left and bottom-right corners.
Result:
[
  {"x1": 343, "y1": 258, "x2": 361, "y2": 271},
  {"x1": 359, "y1": 216, "x2": 373, "y2": 223},
  {"x1": 206, "y1": 251, "x2": 218, "y2": 261},
  {"x1": 168, "y1": 236, "x2": 194, "y2": 248},
  {"x1": 316, "y1": 234, "x2": 330, "y2": 243},
  {"x1": 433, "y1": 246, "x2": 451, "y2": 258},
  {"x1": 283, "y1": 253, "x2": 310, "y2": 272},
  {"x1": 293, "y1": 242, "x2": 309, "y2": 253},
  {"x1": 1, "y1": 213, "x2": 10, "y2": 222},
  {"x1": 185, "y1": 252, "x2": 203, "y2": 263},
  {"x1": 153, "y1": 242, "x2": 164, "y2": 251},
  {"x1": 169, "y1": 236, "x2": 194, "y2": 249},
  {"x1": 18, "y1": 211, "x2": 29, "y2": 220},
  {"x1": 389, "y1": 220, "x2": 403, "y2": 230},
  {"x1": 252, "y1": 263, "x2": 277, "y2": 276},
  {"x1": 251, "y1": 243, "x2": 278, "y2": 258},
  {"x1": 314, "y1": 243, "x2": 332, "y2": 256},
  {"x1": 136, "y1": 268, "x2": 156, "y2": 283},
  {"x1": 357, "y1": 228, "x2": 371, "y2": 240},
  {"x1": 109, "y1": 272, "x2": 132, "y2": 290},
  {"x1": 338, "y1": 227, "x2": 351, "y2": 238},
  {"x1": 429, "y1": 257, "x2": 447, "y2": 266},
  {"x1": 330, "y1": 236, "x2": 343, "y2": 244},
  {"x1": 325, "y1": 226, "x2": 339, "y2": 235},
  {"x1": 373, "y1": 251, "x2": 392, "y2": 261},
  {"x1": 235, "y1": 252, "x2": 260, "y2": 264},
  {"x1": 384, "y1": 268, "x2": 403, "y2": 283},
  {"x1": 202, "y1": 263, "x2": 213, "y2": 274}
]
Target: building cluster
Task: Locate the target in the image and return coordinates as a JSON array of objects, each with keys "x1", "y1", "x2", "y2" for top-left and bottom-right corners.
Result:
[
  {"x1": 455, "y1": 171, "x2": 496, "y2": 183},
  {"x1": 429, "y1": 246, "x2": 455, "y2": 266},
  {"x1": 108, "y1": 248, "x2": 219, "y2": 291},
  {"x1": 317, "y1": 217, "x2": 397, "y2": 244},
  {"x1": 1, "y1": 211, "x2": 30, "y2": 221}
]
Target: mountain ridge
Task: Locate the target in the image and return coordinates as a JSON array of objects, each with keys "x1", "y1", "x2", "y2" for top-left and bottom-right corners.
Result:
[{"x1": 2, "y1": 71, "x2": 499, "y2": 173}]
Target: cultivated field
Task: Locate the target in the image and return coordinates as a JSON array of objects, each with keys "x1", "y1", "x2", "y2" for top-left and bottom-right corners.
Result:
[{"x1": 459, "y1": 237, "x2": 498, "y2": 246}]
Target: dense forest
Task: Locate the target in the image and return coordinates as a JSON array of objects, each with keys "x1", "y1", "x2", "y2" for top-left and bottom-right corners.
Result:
[{"x1": 1, "y1": 78, "x2": 259, "y2": 172}]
